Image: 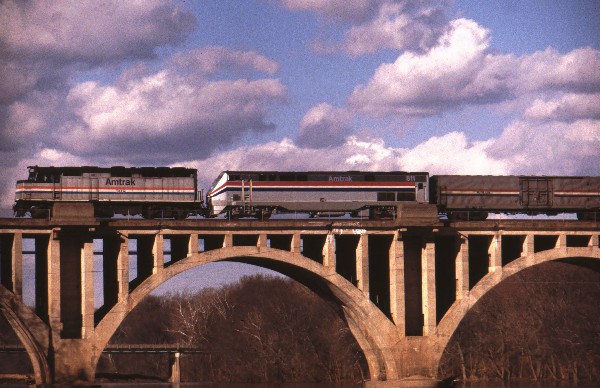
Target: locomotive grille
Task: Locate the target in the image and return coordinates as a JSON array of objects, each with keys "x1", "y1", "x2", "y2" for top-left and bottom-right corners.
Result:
[{"x1": 520, "y1": 177, "x2": 553, "y2": 208}]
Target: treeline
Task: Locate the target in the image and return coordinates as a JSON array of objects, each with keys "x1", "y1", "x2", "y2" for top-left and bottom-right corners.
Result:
[
  {"x1": 98, "y1": 275, "x2": 368, "y2": 383},
  {"x1": 439, "y1": 260, "x2": 600, "y2": 383}
]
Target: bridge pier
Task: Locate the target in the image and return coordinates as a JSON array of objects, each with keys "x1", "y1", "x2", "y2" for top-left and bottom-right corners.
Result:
[
  {"x1": 52, "y1": 339, "x2": 95, "y2": 383},
  {"x1": 0, "y1": 233, "x2": 22, "y2": 296},
  {"x1": 169, "y1": 351, "x2": 181, "y2": 383},
  {"x1": 48, "y1": 228, "x2": 99, "y2": 383}
]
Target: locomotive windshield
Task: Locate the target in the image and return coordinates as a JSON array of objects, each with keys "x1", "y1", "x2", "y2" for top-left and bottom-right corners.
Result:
[
  {"x1": 27, "y1": 166, "x2": 58, "y2": 182},
  {"x1": 27, "y1": 167, "x2": 37, "y2": 181}
]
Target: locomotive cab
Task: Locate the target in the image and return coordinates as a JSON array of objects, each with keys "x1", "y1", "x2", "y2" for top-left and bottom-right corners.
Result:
[{"x1": 27, "y1": 166, "x2": 37, "y2": 181}]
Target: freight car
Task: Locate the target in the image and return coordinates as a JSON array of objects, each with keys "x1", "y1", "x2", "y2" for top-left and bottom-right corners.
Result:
[
  {"x1": 206, "y1": 170, "x2": 430, "y2": 218},
  {"x1": 430, "y1": 175, "x2": 600, "y2": 221},
  {"x1": 14, "y1": 166, "x2": 203, "y2": 219}
]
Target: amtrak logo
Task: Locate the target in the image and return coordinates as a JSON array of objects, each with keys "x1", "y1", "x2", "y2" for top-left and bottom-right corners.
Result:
[
  {"x1": 105, "y1": 178, "x2": 136, "y2": 186},
  {"x1": 329, "y1": 175, "x2": 352, "y2": 182}
]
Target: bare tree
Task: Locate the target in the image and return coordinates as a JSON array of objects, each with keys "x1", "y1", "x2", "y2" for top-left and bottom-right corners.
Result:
[{"x1": 440, "y1": 261, "x2": 600, "y2": 383}]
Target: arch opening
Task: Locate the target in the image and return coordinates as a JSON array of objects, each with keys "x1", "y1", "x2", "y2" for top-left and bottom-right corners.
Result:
[
  {"x1": 92, "y1": 246, "x2": 400, "y2": 383},
  {"x1": 438, "y1": 259, "x2": 600, "y2": 383},
  {"x1": 97, "y1": 269, "x2": 368, "y2": 383}
]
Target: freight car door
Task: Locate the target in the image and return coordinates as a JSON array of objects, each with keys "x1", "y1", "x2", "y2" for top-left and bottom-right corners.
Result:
[{"x1": 520, "y1": 177, "x2": 552, "y2": 208}]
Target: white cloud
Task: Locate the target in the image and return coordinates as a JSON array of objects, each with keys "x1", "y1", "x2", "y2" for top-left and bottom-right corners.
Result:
[
  {"x1": 0, "y1": 60, "x2": 41, "y2": 104},
  {"x1": 515, "y1": 47, "x2": 600, "y2": 94},
  {"x1": 282, "y1": 0, "x2": 449, "y2": 55},
  {"x1": 41, "y1": 48, "x2": 286, "y2": 162},
  {"x1": 349, "y1": 18, "x2": 600, "y2": 117},
  {"x1": 349, "y1": 18, "x2": 506, "y2": 115},
  {"x1": 186, "y1": 122, "x2": 597, "y2": 193},
  {"x1": 6, "y1": 100, "x2": 47, "y2": 139},
  {"x1": 297, "y1": 103, "x2": 353, "y2": 147},
  {"x1": 0, "y1": 44, "x2": 285, "y2": 169},
  {"x1": 0, "y1": 0, "x2": 195, "y2": 108},
  {"x1": 488, "y1": 119, "x2": 600, "y2": 175},
  {"x1": 342, "y1": 1, "x2": 448, "y2": 55},
  {"x1": 0, "y1": 0, "x2": 194, "y2": 63},
  {"x1": 525, "y1": 93, "x2": 600, "y2": 122},
  {"x1": 398, "y1": 132, "x2": 509, "y2": 174},
  {"x1": 169, "y1": 46, "x2": 280, "y2": 76},
  {"x1": 281, "y1": 0, "x2": 380, "y2": 22}
]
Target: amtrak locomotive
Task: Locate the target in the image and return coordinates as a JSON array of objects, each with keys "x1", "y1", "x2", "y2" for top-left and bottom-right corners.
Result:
[
  {"x1": 13, "y1": 166, "x2": 600, "y2": 220},
  {"x1": 207, "y1": 170, "x2": 429, "y2": 219},
  {"x1": 14, "y1": 166, "x2": 202, "y2": 219}
]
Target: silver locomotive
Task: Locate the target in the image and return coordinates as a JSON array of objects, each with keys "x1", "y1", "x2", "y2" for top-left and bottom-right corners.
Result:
[{"x1": 207, "y1": 170, "x2": 430, "y2": 218}]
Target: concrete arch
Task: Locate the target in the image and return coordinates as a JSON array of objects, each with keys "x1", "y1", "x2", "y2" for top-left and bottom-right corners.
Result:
[
  {"x1": 93, "y1": 246, "x2": 401, "y2": 381},
  {"x1": 0, "y1": 285, "x2": 51, "y2": 384},
  {"x1": 434, "y1": 245, "x2": 600, "y2": 370}
]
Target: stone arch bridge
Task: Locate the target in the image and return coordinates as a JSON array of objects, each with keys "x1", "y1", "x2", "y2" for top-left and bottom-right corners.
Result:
[{"x1": 0, "y1": 216, "x2": 598, "y2": 384}]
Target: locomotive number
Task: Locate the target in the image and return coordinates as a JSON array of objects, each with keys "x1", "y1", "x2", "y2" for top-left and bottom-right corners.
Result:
[{"x1": 406, "y1": 176, "x2": 416, "y2": 181}]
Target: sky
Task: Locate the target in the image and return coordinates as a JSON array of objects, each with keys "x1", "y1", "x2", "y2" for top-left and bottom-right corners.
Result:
[
  {"x1": 1, "y1": 0, "x2": 599, "y2": 302},
  {"x1": 1, "y1": 0, "x2": 600, "y2": 214}
]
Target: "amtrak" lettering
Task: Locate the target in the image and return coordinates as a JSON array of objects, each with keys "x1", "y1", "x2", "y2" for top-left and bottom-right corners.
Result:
[
  {"x1": 105, "y1": 178, "x2": 136, "y2": 186},
  {"x1": 329, "y1": 175, "x2": 352, "y2": 182}
]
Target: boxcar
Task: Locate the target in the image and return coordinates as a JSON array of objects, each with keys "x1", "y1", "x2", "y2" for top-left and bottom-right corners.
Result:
[
  {"x1": 207, "y1": 170, "x2": 429, "y2": 218},
  {"x1": 14, "y1": 166, "x2": 202, "y2": 218},
  {"x1": 430, "y1": 175, "x2": 600, "y2": 220}
]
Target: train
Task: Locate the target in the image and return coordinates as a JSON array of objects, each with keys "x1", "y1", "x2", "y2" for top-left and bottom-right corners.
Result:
[{"x1": 13, "y1": 166, "x2": 600, "y2": 221}]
